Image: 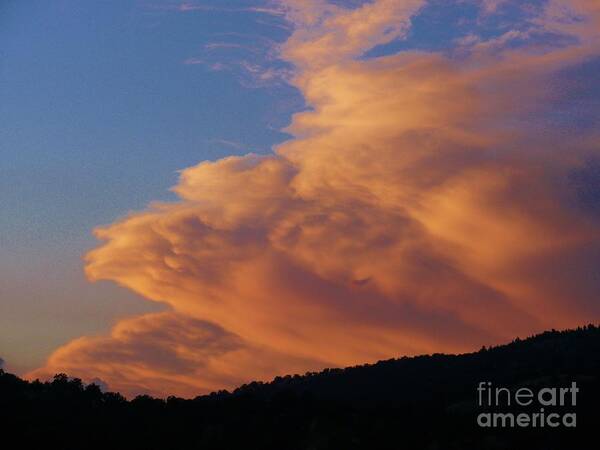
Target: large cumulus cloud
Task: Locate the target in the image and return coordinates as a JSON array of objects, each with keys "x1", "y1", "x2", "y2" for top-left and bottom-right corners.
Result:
[{"x1": 29, "y1": 0, "x2": 600, "y2": 397}]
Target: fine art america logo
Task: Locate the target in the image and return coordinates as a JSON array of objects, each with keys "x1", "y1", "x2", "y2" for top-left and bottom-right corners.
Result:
[{"x1": 476, "y1": 382, "x2": 578, "y2": 428}]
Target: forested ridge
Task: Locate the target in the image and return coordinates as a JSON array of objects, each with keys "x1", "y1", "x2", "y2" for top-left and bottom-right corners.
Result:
[{"x1": 1, "y1": 325, "x2": 598, "y2": 449}]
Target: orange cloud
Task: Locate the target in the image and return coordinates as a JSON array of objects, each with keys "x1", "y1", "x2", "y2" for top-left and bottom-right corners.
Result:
[
  {"x1": 30, "y1": 311, "x2": 323, "y2": 398},
  {"x1": 29, "y1": 0, "x2": 600, "y2": 397}
]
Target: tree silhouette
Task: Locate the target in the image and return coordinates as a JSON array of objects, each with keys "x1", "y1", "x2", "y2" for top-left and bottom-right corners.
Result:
[{"x1": 0, "y1": 325, "x2": 598, "y2": 450}]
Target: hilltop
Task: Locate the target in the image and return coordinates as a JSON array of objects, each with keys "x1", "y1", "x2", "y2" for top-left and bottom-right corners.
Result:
[{"x1": 1, "y1": 325, "x2": 598, "y2": 449}]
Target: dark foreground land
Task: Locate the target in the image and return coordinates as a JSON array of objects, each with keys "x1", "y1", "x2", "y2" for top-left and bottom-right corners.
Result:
[{"x1": 1, "y1": 325, "x2": 598, "y2": 449}]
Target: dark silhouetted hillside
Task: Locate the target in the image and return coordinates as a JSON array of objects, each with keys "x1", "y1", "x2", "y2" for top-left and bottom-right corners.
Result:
[{"x1": 1, "y1": 325, "x2": 598, "y2": 449}]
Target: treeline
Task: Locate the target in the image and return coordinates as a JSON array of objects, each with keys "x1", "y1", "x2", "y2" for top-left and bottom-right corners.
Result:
[{"x1": 1, "y1": 325, "x2": 598, "y2": 449}]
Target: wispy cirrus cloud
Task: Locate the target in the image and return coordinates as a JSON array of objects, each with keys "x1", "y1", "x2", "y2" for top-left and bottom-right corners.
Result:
[
  {"x1": 206, "y1": 138, "x2": 250, "y2": 151},
  {"x1": 181, "y1": 10, "x2": 292, "y2": 87},
  {"x1": 204, "y1": 42, "x2": 251, "y2": 51},
  {"x1": 182, "y1": 57, "x2": 204, "y2": 65},
  {"x1": 29, "y1": 0, "x2": 600, "y2": 397},
  {"x1": 162, "y1": 1, "x2": 286, "y2": 16}
]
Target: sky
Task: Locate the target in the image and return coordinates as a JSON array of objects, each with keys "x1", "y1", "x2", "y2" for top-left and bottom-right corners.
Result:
[
  {"x1": 2, "y1": 0, "x2": 600, "y2": 397},
  {"x1": 0, "y1": 0, "x2": 299, "y2": 374}
]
